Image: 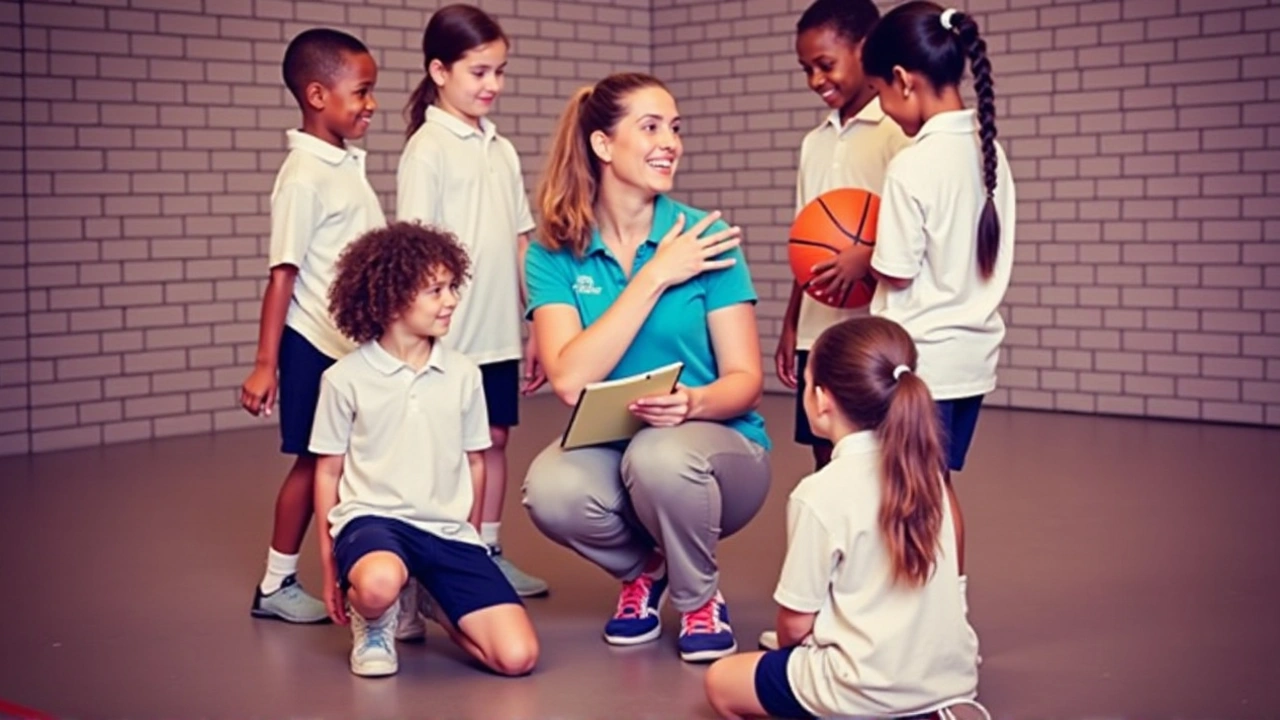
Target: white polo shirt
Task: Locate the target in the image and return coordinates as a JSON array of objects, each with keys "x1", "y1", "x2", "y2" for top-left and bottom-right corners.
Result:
[
  {"x1": 309, "y1": 339, "x2": 493, "y2": 545},
  {"x1": 870, "y1": 109, "x2": 1016, "y2": 400},
  {"x1": 794, "y1": 99, "x2": 911, "y2": 350},
  {"x1": 776, "y1": 431, "x2": 979, "y2": 718},
  {"x1": 396, "y1": 105, "x2": 536, "y2": 365},
  {"x1": 269, "y1": 129, "x2": 387, "y2": 360}
]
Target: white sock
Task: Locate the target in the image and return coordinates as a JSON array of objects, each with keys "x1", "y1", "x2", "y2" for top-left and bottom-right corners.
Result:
[
  {"x1": 958, "y1": 574, "x2": 969, "y2": 614},
  {"x1": 481, "y1": 522, "x2": 501, "y2": 548},
  {"x1": 260, "y1": 548, "x2": 299, "y2": 594}
]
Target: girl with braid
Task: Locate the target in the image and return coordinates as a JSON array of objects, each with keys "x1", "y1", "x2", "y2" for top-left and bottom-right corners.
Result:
[{"x1": 860, "y1": 1, "x2": 1016, "y2": 611}]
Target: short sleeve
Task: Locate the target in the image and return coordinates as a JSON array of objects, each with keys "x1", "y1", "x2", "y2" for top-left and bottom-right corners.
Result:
[
  {"x1": 773, "y1": 496, "x2": 838, "y2": 613},
  {"x1": 461, "y1": 364, "x2": 492, "y2": 452},
  {"x1": 396, "y1": 144, "x2": 443, "y2": 225},
  {"x1": 524, "y1": 242, "x2": 576, "y2": 319},
  {"x1": 702, "y1": 219, "x2": 758, "y2": 313},
  {"x1": 504, "y1": 141, "x2": 536, "y2": 234},
  {"x1": 268, "y1": 183, "x2": 323, "y2": 269},
  {"x1": 869, "y1": 172, "x2": 927, "y2": 281},
  {"x1": 309, "y1": 370, "x2": 355, "y2": 456}
]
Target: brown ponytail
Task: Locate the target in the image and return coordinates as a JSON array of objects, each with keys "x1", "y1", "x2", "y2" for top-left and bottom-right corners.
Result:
[
  {"x1": 861, "y1": 1, "x2": 1003, "y2": 280},
  {"x1": 809, "y1": 317, "x2": 946, "y2": 587},
  {"x1": 404, "y1": 4, "x2": 508, "y2": 138},
  {"x1": 535, "y1": 72, "x2": 668, "y2": 255}
]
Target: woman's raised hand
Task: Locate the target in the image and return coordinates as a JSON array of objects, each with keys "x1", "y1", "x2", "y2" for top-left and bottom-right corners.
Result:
[{"x1": 642, "y1": 211, "x2": 742, "y2": 289}]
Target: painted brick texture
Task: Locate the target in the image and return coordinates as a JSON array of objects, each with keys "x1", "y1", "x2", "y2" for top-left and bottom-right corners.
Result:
[
  {"x1": 10, "y1": 0, "x2": 650, "y2": 455},
  {"x1": 653, "y1": 0, "x2": 1280, "y2": 428},
  {"x1": 6, "y1": 0, "x2": 1280, "y2": 456}
]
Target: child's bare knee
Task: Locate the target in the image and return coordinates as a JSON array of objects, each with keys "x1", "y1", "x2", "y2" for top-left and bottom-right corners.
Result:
[{"x1": 491, "y1": 637, "x2": 538, "y2": 676}]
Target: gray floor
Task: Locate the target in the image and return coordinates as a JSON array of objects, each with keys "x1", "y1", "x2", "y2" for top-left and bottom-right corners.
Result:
[{"x1": 2, "y1": 394, "x2": 1278, "y2": 719}]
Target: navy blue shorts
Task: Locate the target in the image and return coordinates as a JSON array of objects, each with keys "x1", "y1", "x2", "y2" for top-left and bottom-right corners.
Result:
[
  {"x1": 277, "y1": 326, "x2": 336, "y2": 456},
  {"x1": 481, "y1": 359, "x2": 519, "y2": 428},
  {"x1": 937, "y1": 395, "x2": 984, "y2": 472},
  {"x1": 333, "y1": 516, "x2": 521, "y2": 626},
  {"x1": 755, "y1": 646, "x2": 815, "y2": 719},
  {"x1": 793, "y1": 351, "x2": 831, "y2": 448}
]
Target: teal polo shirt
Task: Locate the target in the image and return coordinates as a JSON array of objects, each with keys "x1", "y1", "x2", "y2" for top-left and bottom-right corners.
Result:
[{"x1": 525, "y1": 194, "x2": 770, "y2": 450}]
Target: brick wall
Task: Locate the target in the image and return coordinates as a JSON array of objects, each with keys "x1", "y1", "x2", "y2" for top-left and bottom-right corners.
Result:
[
  {"x1": 654, "y1": 0, "x2": 1280, "y2": 427},
  {"x1": 5, "y1": 0, "x2": 1280, "y2": 456},
  {"x1": 1, "y1": 3, "x2": 26, "y2": 455},
  {"x1": 5, "y1": 0, "x2": 649, "y2": 455}
]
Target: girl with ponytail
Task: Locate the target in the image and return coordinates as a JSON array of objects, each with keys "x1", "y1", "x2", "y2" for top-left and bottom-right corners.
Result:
[
  {"x1": 705, "y1": 316, "x2": 984, "y2": 720},
  {"x1": 859, "y1": 2, "x2": 1018, "y2": 603},
  {"x1": 395, "y1": 3, "x2": 551, "y2": 622}
]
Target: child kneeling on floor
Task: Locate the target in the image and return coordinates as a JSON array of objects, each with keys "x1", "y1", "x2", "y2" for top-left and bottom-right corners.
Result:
[
  {"x1": 704, "y1": 316, "x2": 983, "y2": 719},
  {"x1": 311, "y1": 221, "x2": 539, "y2": 678}
]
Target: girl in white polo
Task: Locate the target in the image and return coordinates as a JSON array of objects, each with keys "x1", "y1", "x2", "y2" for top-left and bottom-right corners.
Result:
[
  {"x1": 862, "y1": 1, "x2": 1018, "y2": 607},
  {"x1": 394, "y1": 3, "x2": 548, "y2": 617}
]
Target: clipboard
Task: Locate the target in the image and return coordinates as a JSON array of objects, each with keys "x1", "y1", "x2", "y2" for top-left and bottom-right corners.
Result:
[{"x1": 560, "y1": 361, "x2": 685, "y2": 450}]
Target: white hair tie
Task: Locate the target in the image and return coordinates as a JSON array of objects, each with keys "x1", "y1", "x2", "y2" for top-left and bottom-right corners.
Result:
[
  {"x1": 940, "y1": 8, "x2": 959, "y2": 30},
  {"x1": 893, "y1": 365, "x2": 911, "y2": 381}
]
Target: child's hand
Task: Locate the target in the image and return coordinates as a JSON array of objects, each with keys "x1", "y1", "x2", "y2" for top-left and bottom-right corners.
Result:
[
  {"x1": 521, "y1": 333, "x2": 546, "y2": 395},
  {"x1": 630, "y1": 386, "x2": 692, "y2": 427},
  {"x1": 240, "y1": 365, "x2": 278, "y2": 417},
  {"x1": 323, "y1": 566, "x2": 348, "y2": 626},
  {"x1": 807, "y1": 244, "x2": 873, "y2": 301},
  {"x1": 775, "y1": 327, "x2": 798, "y2": 389}
]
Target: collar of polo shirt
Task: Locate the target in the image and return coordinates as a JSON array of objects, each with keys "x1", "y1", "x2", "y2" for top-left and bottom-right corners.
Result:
[
  {"x1": 823, "y1": 97, "x2": 887, "y2": 135},
  {"x1": 361, "y1": 339, "x2": 448, "y2": 375},
  {"x1": 285, "y1": 128, "x2": 363, "y2": 166},
  {"x1": 426, "y1": 104, "x2": 498, "y2": 141},
  {"x1": 911, "y1": 108, "x2": 978, "y2": 143}
]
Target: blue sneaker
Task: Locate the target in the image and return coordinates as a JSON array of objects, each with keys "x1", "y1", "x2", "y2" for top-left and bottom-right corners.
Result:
[
  {"x1": 678, "y1": 591, "x2": 737, "y2": 662},
  {"x1": 603, "y1": 571, "x2": 668, "y2": 645}
]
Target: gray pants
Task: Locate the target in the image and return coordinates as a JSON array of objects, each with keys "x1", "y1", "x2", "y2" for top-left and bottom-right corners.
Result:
[{"x1": 522, "y1": 421, "x2": 771, "y2": 612}]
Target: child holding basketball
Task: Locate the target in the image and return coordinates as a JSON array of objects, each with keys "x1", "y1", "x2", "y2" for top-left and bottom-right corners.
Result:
[
  {"x1": 241, "y1": 28, "x2": 384, "y2": 624},
  {"x1": 395, "y1": 3, "x2": 549, "y2": 623},
  {"x1": 704, "y1": 317, "x2": 983, "y2": 720},
  {"x1": 862, "y1": 2, "x2": 1017, "y2": 598},
  {"x1": 312, "y1": 221, "x2": 538, "y2": 678},
  {"x1": 777, "y1": 0, "x2": 911, "y2": 472}
]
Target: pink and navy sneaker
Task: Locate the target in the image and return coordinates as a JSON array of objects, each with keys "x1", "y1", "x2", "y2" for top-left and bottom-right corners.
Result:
[
  {"x1": 603, "y1": 571, "x2": 668, "y2": 645},
  {"x1": 677, "y1": 591, "x2": 737, "y2": 662}
]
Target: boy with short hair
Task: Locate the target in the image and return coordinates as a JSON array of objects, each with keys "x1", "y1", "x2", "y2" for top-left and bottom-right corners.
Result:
[
  {"x1": 243, "y1": 28, "x2": 385, "y2": 623},
  {"x1": 312, "y1": 221, "x2": 538, "y2": 678}
]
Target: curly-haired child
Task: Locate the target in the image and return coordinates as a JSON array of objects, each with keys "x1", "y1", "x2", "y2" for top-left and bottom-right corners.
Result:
[{"x1": 309, "y1": 220, "x2": 539, "y2": 678}]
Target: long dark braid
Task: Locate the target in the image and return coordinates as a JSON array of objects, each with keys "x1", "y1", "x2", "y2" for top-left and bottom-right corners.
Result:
[
  {"x1": 954, "y1": 11, "x2": 999, "y2": 279},
  {"x1": 862, "y1": 2, "x2": 1004, "y2": 281}
]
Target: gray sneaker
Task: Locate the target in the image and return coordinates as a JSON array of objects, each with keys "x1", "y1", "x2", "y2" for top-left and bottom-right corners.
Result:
[
  {"x1": 250, "y1": 574, "x2": 329, "y2": 624},
  {"x1": 489, "y1": 546, "x2": 549, "y2": 597},
  {"x1": 394, "y1": 581, "x2": 426, "y2": 642}
]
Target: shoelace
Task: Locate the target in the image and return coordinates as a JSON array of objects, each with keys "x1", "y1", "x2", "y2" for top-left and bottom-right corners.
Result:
[
  {"x1": 681, "y1": 596, "x2": 721, "y2": 635},
  {"x1": 614, "y1": 576, "x2": 653, "y2": 619},
  {"x1": 359, "y1": 620, "x2": 393, "y2": 655}
]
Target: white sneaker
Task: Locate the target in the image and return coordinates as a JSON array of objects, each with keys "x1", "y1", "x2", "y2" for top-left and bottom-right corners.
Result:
[
  {"x1": 757, "y1": 630, "x2": 779, "y2": 651},
  {"x1": 394, "y1": 581, "x2": 426, "y2": 642},
  {"x1": 350, "y1": 603, "x2": 399, "y2": 677}
]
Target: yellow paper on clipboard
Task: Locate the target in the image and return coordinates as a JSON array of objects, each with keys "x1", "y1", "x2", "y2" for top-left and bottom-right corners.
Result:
[{"x1": 560, "y1": 361, "x2": 685, "y2": 450}]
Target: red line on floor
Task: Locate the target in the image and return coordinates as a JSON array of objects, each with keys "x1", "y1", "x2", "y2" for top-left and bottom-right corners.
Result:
[{"x1": 0, "y1": 697, "x2": 56, "y2": 720}]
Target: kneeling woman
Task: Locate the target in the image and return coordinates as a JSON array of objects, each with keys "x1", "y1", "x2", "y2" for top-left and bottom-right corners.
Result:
[{"x1": 522, "y1": 72, "x2": 771, "y2": 663}]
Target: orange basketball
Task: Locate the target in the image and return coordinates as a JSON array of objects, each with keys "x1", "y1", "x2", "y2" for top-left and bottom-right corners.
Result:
[{"x1": 788, "y1": 188, "x2": 881, "y2": 309}]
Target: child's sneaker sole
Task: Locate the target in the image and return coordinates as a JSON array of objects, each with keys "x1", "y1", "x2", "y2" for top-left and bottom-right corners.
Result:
[
  {"x1": 350, "y1": 656, "x2": 398, "y2": 677},
  {"x1": 679, "y1": 640, "x2": 738, "y2": 663}
]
